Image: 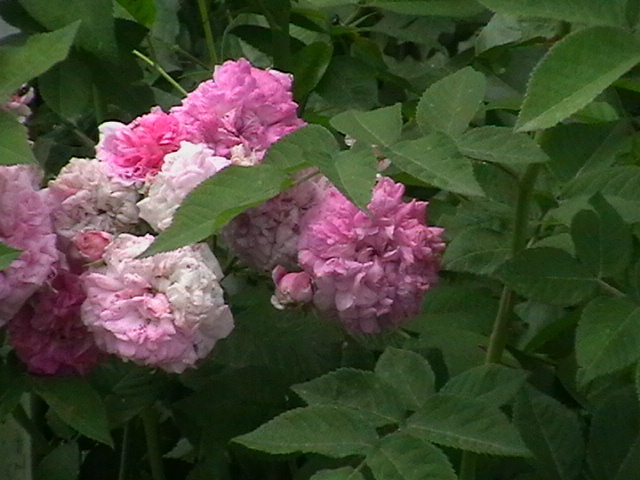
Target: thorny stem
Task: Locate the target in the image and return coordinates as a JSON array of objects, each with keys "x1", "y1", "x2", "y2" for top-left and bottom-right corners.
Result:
[
  {"x1": 197, "y1": 0, "x2": 218, "y2": 66},
  {"x1": 459, "y1": 163, "x2": 541, "y2": 480},
  {"x1": 133, "y1": 49, "x2": 188, "y2": 97},
  {"x1": 142, "y1": 408, "x2": 166, "y2": 480}
]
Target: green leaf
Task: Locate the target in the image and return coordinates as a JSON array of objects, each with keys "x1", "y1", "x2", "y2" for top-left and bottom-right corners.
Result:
[
  {"x1": 0, "y1": 110, "x2": 36, "y2": 165},
  {"x1": 416, "y1": 67, "x2": 486, "y2": 137},
  {"x1": 234, "y1": 406, "x2": 378, "y2": 457},
  {"x1": 330, "y1": 104, "x2": 403, "y2": 148},
  {"x1": 311, "y1": 467, "x2": 365, "y2": 480},
  {"x1": 0, "y1": 22, "x2": 79, "y2": 102},
  {"x1": 441, "y1": 364, "x2": 528, "y2": 406},
  {"x1": 457, "y1": 126, "x2": 549, "y2": 165},
  {"x1": 495, "y1": 247, "x2": 597, "y2": 306},
  {"x1": 443, "y1": 227, "x2": 510, "y2": 275},
  {"x1": 366, "y1": 0, "x2": 486, "y2": 17},
  {"x1": 406, "y1": 393, "x2": 529, "y2": 456},
  {"x1": 314, "y1": 56, "x2": 378, "y2": 114},
  {"x1": 516, "y1": 27, "x2": 640, "y2": 132},
  {"x1": 366, "y1": 432, "x2": 456, "y2": 480},
  {"x1": 587, "y1": 388, "x2": 640, "y2": 480},
  {"x1": 32, "y1": 376, "x2": 112, "y2": 447},
  {"x1": 263, "y1": 124, "x2": 339, "y2": 173},
  {"x1": 562, "y1": 166, "x2": 640, "y2": 200},
  {"x1": 540, "y1": 122, "x2": 628, "y2": 183},
  {"x1": 0, "y1": 361, "x2": 26, "y2": 421},
  {"x1": 374, "y1": 348, "x2": 435, "y2": 411},
  {"x1": 0, "y1": 242, "x2": 21, "y2": 271},
  {"x1": 34, "y1": 442, "x2": 80, "y2": 480},
  {"x1": 570, "y1": 194, "x2": 632, "y2": 279},
  {"x1": 292, "y1": 369, "x2": 405, "y2": 426},
  {"x1": 142, "y1": 164, "x2": 288, "y2": 256},
  {"x1": 384, "y1": 133, "x2": 484, "y2": 196},
  {"x1": 576, "y1": 297, "x2": 640, "y2": 385},
  {"x1": 116, "y1": 0, "x2": 156, "y2": 27},
  {"x1": 292, "y1": 41, "x2": 334, "y2": 102},
  {"x1": 477, "y1": 0, "x2": 627, "y2": 27},
  {"x1": 514, "y1": 387, "x2": 584, "y2": 480},
  {"x1": 312, "y1": 146, "x2": 378, "y2": 212},
  {"x1": 38, "y1": 52, "x2": 93, "y2": 123},
  {"x1": 19, "y1": 0, "x2": 118, "y2": 59}
]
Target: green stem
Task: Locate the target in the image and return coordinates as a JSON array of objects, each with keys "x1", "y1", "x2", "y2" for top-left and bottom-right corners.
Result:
[
  {"x1": 118, "y1": 422, "x2": 130, "y2": 480},
  {"x1": 12, "y1": 402, "x2": 48, "y2": 454},
  {"x1": 133, "y1": 50, "x2": 188, "y2": 97},
  {"x1": 459, "y1": 163, "x2": 541, "y2": 479},
  {"x1": 142, "y1": 408, "x2": 166, "y2": 480},
  {"x1": 197, "y1": 0, "x2": 218, "y2": 66},
  {"x1": 458, "y1": 451, "x2": 478, "y2": 480}
]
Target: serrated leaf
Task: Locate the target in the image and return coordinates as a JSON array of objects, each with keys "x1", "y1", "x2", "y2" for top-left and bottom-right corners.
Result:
[
  {"x1": 587, "y1": 388, "x2": 640, "y2": 480},
  {"x1": 457, "y1": 126, "x2": 549, "y2": 165},
  {"x1": 516, "y1": 27, "x2": 640, "y2": 132},
  {"x1": 0, "y1": 110, "x2": 36, "y2": 164},
  {"x1": 19, "y1": 0, "x2": 117, "y2": 59},
  {"x1": 32, "y1": 376, "x2": 112, "y2": 447},
  {"x1": 142, "y1": 164, "x2": 288, "y2": 256},
  {"x1": 570, "y1": 194, "x2": 632, "y2": 278},
  {"x1": 0, "y1": 22, "x2": 79, "y2": 102},
  {"x1": 406, "y1": 393, "x2": 529, "y2": 456},
  {"x1": 576, "y1": 297, "x2": 640, "y2": 385},
  {"x1": 495, "y1": 247, "x2": 597, "y2": 306},
  {"x1": 514, "y1": 387, "x2": 584, "y2": 480},
  {"x1": 330, "y1": 104, "x2": 402, "y2": 148},
  {"x1": 443, "y1": 227, "x2": 510, "y2": 275},
  {"x1": 116, "y1": 0, "x2": 156, "y2": 27},
  {"x1": 263, "y1": 124, "x2": 339, "y2": 173},
  {"x1": 416, "y1": 67, "x2": 486, "y2": 137},
  {"x1": 34, "y1": 442, "x2": 80, "y2": 480},
  {"x1": 366, "y1": 432, "x2": 456, "y2": 480},
  {"x1": 384, "y1": 133, "x2": 484, "y2": 196},
  {"x1": 311, "y1": 146, "x2": 377, "y2": 212},
  {"x1": 0, "y1": 242, "x2": 21, "y2": 271},
  {"x1": 477, "y1": 0, "x2": 627, "y2": 27},
  {"x1": 540, "y1": 122, "x2": 627, "y2": 183},
  {"x1": 311, "y1": 467, "x2": 365, "y2": 480},
  {"x1": 374, "y1": 348, "x2": 435, "y2": 411},
  {"x1": 38, "y1": 52, "x2": 93, "y2": 123},
  {"x1": 367, "y1": 0, "x2": 485, "y2": 17},
  {"x1": 292, "y1": 41, "x2": 334, "y2": 102},
  {"x1": 441, "y1": 364, "x2": 528, "y2": 407},
  {"x1": 234, "y1": 406, "x2": 378, "y2": 457},
  {"x1": 292, "y1": 369, "x2": 405, "y2": 426},
  {"x1": 562, "y1": 166, "x2": 640, "y2": 200},
  {"x1": 315, "y1": 56, "x2": 378, "y2": 114}
]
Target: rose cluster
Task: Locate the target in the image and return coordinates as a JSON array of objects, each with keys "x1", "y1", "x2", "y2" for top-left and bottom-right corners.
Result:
[{"x1": 1, "y1": 58, "x2": 445, "y2": 377}]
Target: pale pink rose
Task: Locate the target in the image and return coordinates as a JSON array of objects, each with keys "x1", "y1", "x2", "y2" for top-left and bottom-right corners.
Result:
[
  {"x1": 298, "y1": 177, "x2": 446, "y2": 334},
  {"x1": 137, "y1": 141, "x2": 231, "y2": 231},
  {"x1": 172, "y1": 58, "x2": 305, "y2": 161},
  {"x1": 47, "y1": 158, "x2": 139, "y2": 262},
  {"x1": 271, "y1": 266, "x2": 313, "y2": 309},
  {"x1": 96, "y1": 107, "x2": 189, "y2": 184},
  {"x1": 81, "y1": 234, "x2": 234, "y2": 373},
  {"x1": 1, "y1": 85, "x2": 35, "y2": 124},
  {"x1": 73, "y1": 230, "x2": 113, "y2": 263},
  {"x1": 7, "y1": 266, "x2": 102, "y2": 376},
  {"x1": 223, "y1": 173, "x2": 330, "y2": 272},
  {"x1": 0, "y1": 165, "x2": 58, "y2": 324}
]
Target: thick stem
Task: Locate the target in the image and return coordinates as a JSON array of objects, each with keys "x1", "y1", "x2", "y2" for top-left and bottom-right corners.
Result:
[
  {"x1": 142, "y1": 408, "x2": 166, "y2": 480},
  {"x1": 459, "y1": 163, "x2": 541, "y2": 479},
  {"x1": 197, "y1": 0, "x2": 218, "y2": 66}
]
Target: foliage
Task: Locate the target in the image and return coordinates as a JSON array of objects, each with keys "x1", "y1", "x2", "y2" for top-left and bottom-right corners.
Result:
[{"x1": 2, "y1": 1, "x2": 640, "y2": 480}]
